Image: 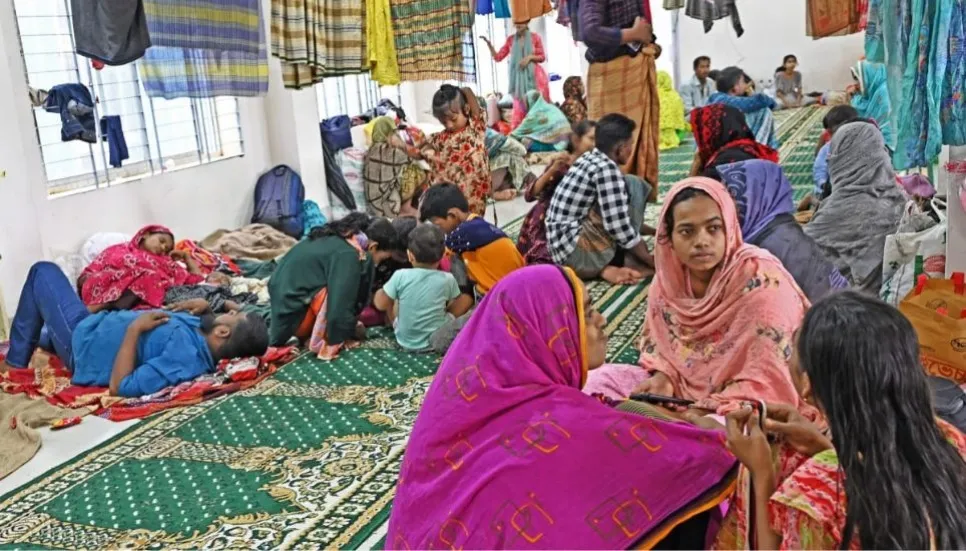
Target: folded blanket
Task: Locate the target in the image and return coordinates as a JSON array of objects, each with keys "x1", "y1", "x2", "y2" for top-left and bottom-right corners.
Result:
[
  {"x1": 0, "y1": 392, "x2": 84, "y2": 480},
  {"x1": 200, "y1": 224, "x2": 297, "y2": 261}
]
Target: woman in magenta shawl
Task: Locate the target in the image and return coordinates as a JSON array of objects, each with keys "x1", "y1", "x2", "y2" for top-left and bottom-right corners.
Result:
[{"x1": 386, "y1": 265, "x2": 738, "y2": 549}]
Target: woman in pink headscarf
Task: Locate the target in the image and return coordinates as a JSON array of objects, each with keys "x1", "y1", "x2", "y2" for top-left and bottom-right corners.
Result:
[
  {"x1": 386, "y1": 265, "x2": 738, "y2": 549},
  {"x1": 584, "y1": 178, "x2": 812, "y2": 415}
]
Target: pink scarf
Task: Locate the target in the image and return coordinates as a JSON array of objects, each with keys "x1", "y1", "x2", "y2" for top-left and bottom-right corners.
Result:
[
  {"x1": 387, "y1": 265, "x2": 737, "y2": 549},
  {"x1": 641, "y1": 178, "x2": 812, "y2": 413}
]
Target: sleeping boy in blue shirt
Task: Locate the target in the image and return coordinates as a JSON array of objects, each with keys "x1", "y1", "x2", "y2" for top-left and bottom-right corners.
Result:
[{"x1": 0, "y1": 262, "x2": 269, "y2": 397}]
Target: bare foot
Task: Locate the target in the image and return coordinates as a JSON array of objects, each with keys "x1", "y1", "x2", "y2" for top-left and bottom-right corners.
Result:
[
  {"x1": 600, "y1": 266, "x2": 644, "y2": 285},
  {"x1": 492, "y1": 189, "x2": 518, "y2": 201},
  {"x1": 0, "y1": 360, "x2": 11, "y2": 374}
]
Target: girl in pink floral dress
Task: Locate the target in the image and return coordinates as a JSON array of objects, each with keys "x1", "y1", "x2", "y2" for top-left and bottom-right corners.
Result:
[{"x1": 422, "y1": 85, "x2": 494, "y2": 216}]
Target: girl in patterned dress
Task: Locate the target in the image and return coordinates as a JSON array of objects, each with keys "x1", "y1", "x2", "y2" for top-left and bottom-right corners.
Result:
[
  {"x1": 421, "y1": 85, "x2": 497, "y2": 216},
  {"x1": 720, "y1": 290, "x2": 966, "y2": 550}
]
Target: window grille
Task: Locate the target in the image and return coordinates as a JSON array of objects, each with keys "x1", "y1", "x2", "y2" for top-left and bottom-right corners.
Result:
[{"x1": 14, "y1": 0, "x2": 245, "y2": 197}]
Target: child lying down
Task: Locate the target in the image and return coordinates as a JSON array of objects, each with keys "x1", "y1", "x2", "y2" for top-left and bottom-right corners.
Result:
[{"x1": 164, "y1": 272, "x2": 258, "y2": 314}]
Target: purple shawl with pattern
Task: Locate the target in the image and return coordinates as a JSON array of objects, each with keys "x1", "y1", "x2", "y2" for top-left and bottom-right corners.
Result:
[{"x1": 386, "y1": 265, "x2": 737, "y2": 549}]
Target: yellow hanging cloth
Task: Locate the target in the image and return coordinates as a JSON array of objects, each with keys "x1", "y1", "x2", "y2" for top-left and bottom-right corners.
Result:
[{"x1": 367, "y1": 0, "x2": 401, "y2": 85}]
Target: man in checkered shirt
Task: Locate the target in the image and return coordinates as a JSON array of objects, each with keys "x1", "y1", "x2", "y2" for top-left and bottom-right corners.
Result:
[{"x1": 546, "y1": 113, "x2": 655, "y2": 284}]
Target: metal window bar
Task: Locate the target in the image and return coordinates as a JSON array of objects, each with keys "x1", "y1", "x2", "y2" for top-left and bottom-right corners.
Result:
[
  {"x1": 316, "y1": 74, "x2": 405, "y2": 120},
  {"x1": 60, "y1": 0, "x2": 101, "y2": 188},
  {"x1": 14, "y1": 0, "x2": 245, "y2": 195}
]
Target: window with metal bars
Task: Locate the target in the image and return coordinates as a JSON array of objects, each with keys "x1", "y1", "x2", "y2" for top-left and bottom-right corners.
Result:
[
  {"x1": 14, "y1": 0, "x2": 245, "y2": 197},
  {"x1": 316, "y1": 75, "x2": 403, "y2": 121}
]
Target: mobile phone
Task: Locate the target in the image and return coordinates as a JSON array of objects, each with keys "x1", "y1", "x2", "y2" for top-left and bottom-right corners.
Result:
[
  {"x1": 743, "y1": 400, "x2": 767, "y2": 434},
  {"x1": 629, "y1": 393, "x2": 695, "y2": 407},
  {"x1": 628, "y1": 41, "x2": 643, "y2": 53}
]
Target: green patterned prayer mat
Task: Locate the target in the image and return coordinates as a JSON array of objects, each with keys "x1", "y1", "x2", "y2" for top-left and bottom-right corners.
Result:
[
  {"x1": 0, "y1": 280, "x2": 648, "y2": 550},
  {"x1": 0, "y1": 108, "x2": 826, "y2": 550},
  {"x1": 658, "y1": 106, "x2": 828, "y2": 202}
]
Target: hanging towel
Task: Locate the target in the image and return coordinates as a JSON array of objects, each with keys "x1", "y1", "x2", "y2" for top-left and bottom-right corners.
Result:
[
  {"x1": 71, "y1": 0, "x2": 151, "y2": 65},
  {"x1": 686, "y1": 0, "x2": 743, "y2": 36},
  {"x1": 271, "y1": 0, "x2": 368, "y2": 89},
  {"x1": 100, "y1": 116, "x2": 129, "y2": 168},
  {"x1": 390, "y1": 0, "x2": 477, "y2": 82},
  {"x1": 367, "y1": 0, "x2": 402, "y2": 85},
  {"x1": 45, "y1": 84, "x2": 96, "y2": 144},
  {"x1": 139, "y1": 0, "x2": 268, "y2": 98}
]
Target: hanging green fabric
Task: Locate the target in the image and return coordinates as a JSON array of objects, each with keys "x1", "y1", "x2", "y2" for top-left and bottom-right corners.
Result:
[
  {"x1": 941, "y1": 1, "x2": 966, "y2": 146},
  {"x1": 869, "y1": 0, "x2": 951, "y2": 169}
]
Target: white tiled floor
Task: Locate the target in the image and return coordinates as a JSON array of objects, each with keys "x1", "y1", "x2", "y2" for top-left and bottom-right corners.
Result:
[
  {"x1": 0, "y1": 417, "x2": 137, "y2": 495},
  {"x1": 490, "y1": 194, "x2": 533, "y2": 225}
]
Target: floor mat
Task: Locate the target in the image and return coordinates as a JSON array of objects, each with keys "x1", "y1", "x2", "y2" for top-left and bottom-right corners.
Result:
[
  {"x1": 654, "y1": 105, "x2": 828, "y2": 201},
  {"x1": 0, "y1": 107, "x2": 827, "y2": 549},
  {"x1": 0, "y1": 281, "x2": 647, "y2": 549}
]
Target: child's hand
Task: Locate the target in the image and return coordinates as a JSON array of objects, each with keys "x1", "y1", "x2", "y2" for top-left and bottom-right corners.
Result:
[{"x1": 169, "y1": 250, "x2": 188, "y2": 262}]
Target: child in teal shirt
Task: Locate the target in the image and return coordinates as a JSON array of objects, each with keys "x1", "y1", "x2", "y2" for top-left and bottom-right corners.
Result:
[{"x1": 374, "y1": 224, "x2": 473, "y2": 353}]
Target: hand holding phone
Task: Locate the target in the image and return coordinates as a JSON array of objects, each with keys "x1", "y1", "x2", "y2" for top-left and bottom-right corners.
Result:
[{"x1": 629, "y1": 392, "x2": 695, "y2": 408}]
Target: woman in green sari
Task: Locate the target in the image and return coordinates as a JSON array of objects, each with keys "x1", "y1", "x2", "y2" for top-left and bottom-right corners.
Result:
[{"x1": 511, "y1": 90, "x2": 572, "y2": 152}]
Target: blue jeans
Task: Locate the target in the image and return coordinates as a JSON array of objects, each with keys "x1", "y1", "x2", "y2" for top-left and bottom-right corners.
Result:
[{"x1": 6, "y1": 262, "x2": 90, "y2": 369}]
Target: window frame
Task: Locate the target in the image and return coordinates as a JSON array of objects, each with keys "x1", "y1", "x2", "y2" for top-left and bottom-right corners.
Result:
[{"x1": 13, "y1": 0, "x2": 246, "y2": 198}]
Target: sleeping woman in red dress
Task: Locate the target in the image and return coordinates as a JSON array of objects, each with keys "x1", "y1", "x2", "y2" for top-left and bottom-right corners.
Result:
[{"x1": 79, "y1": 224, "x2": 205, "y2": 311}]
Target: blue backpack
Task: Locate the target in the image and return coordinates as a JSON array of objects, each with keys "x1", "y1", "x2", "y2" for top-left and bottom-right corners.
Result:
[{"x1": 251, "y1": 165, "x2": 305, "y2": 239}]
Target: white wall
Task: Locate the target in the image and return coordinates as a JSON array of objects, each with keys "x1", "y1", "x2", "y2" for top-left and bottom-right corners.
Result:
[
  {"x1": 673, "y1": 0, "x2": 864, "y2": 91},
  {"x1": 0, "y1": 0, "x2": 330, "y2": 311}
]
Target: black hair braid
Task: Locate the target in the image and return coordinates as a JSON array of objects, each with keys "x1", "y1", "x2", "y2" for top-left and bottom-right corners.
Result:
[{"x1": 309, "y1": 212, "x2": 371, "y2": 240}]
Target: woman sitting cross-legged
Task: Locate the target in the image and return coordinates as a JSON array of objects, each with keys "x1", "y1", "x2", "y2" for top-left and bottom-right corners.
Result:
[
  {"x1": 710, "y1": 159, "x2": 848, "y2": 302},
  {"x1": 804, "y1": 121, "x2": 906, "y2": 294},
  {"x1": 583, "y1": 178, "x2": 813, "y2": 416},
  {"x1": 516, "y1": 119, "x2": 597, "y2": 265},
  {"x1": 719, "y1": 290, "x2": 966, "y2": 549},
  {"x1": 386, "y1": 265, "x2": 739, "y2": 549}
]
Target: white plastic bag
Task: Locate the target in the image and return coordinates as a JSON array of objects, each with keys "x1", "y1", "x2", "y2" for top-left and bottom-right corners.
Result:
[{"x1": 880, "y1": 198, "x2": 947, "y2": 306}]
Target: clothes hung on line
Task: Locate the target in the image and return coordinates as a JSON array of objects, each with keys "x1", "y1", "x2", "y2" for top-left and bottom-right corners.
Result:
[
  {"x1": 71, "y1": 0, "x2": 151, "y2": 65},
  {"x1": 45, "y1": 84, "x2": 97, "y2": 144},
  {"x1": 663, "y1": 0, "x2": 743, "y2": 36},
  {"x1": 509, "y1": 0, "x2": 552, "y2": 23},
  {"x1": 805, "y1": 0, "x2": 867, "y2": 38},
  {"x1": 100, "y1": 116, "x2": 129, "y2": 168},
  {"x1": 477, "y1": 0, "x2": 511, "y2": 16},
  {"x1": 140, "y1": 0, "x2": 269, "y2": 98},
  {"x1": 865, "y1": 0, "x2": 966, "y2": 168},
  {"x1": 389, "y1": 0, "x2": 477, "y2": 82},
  {"x1": 271, "y1": 0, "x2": 368, "y2": 89}
]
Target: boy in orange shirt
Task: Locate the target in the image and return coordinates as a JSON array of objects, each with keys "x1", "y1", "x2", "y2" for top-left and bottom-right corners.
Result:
[{"x1": 420, "y1": 183, "x2": 525, "y2": 296}]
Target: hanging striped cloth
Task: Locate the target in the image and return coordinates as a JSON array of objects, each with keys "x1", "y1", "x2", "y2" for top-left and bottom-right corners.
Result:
[
  {"x1": 271, "y1": 0, "x2": 368, "y2": 89},
  {"x1": 139, "y1": 0, "x2": 269, "y2": 98},
  {"x1": 391, "y1": 0, "x2": 477, "y2": 82}
]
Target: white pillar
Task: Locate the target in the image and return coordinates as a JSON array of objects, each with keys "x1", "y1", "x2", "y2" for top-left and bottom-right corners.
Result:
[
  {"x1": 262, "y1": 57, "x2": 331, "y2": 214},
  {"x1": 946, "y1": 146, "x2": 966, "y2": 276},
  {"x1": 0, "y1": 0, "x2": 53, "y2": 311}
]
